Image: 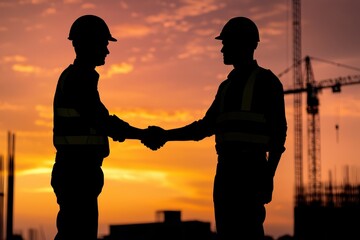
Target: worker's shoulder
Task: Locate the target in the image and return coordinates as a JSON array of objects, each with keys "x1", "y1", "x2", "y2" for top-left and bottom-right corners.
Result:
[
  {"x1": 218, "y1": 78, "x2": 232, "y2": 90},
  {"x1": 61, "y1": 64, "x2": 97, "y2": 81},
  {"x1": 257, "y1": 66, "x2": 277, "y2": 78},
  {"x1": 60, "y1": 64, "x2": 77, "y2": 78},
  {"x1": 257, "y1": 66, "x2": 283, "y2": 86},
  {"x1": 57, "y1": 64, "x2": 88, "y2": 91}
]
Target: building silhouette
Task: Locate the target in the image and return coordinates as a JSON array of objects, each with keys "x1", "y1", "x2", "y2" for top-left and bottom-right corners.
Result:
[
  {"x1": 100, "y1": 210, "x2": 215, "y2": 240},
  {"x1": 294, "y1": 177, "x2": 360, "y2": 240}
]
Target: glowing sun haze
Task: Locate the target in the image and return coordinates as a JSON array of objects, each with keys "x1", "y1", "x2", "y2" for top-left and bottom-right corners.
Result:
[{"x1": 1, "y1": 0, "x2": 360, "y2": 239}]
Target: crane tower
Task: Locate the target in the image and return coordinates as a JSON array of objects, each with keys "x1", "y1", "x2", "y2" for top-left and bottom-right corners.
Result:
[
  {"x1": 288, "y1": 0, "x2": 360, "y2": 206},
  {"x1": 283, "y1": 1, "x2": 360, "y2": 239},
  {"x1": 284, "y1": 56, "x2": 360, "y2": 201},
  {"x1": 292, "y1": 0, "x2": 304, "y2": 205}
]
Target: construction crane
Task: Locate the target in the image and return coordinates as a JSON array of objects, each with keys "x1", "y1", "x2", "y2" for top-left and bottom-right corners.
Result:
[
  {"x1": 282, "y1": 0, "x2": 360, "y2": 206},
  {"x1": 283, "y1": 55, "x2": 360, "y2": 203},
  {"x1": 291, "y1": 0, "x2": 304, "y2": 206},
  {"x1": 283, "y1": 1, "x2": 360, "y2": 238}
]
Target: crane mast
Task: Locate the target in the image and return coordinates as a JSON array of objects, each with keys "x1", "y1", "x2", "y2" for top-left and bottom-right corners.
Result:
[
  {"x1": 292, "y1": 0, "x2": 304, "y2": 205},
  {"x1": 304, "y1": 57, "x2": 321, "y2": 202},
  {"x1": 284, "y1": 56, "x2": 360, "y2": 203},
  {"x1": 289, "y1": 73, "x2": 360, "y2": 240},
  {"x1": 286, "y1": 1, "x2": 360, "y2": 238}
]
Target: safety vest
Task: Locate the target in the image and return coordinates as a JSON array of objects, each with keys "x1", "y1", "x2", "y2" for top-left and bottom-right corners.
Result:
[
  {"x1": 215, "y1": 67, "x2": 270, "y2": 150},
  {"x1": 53, "y1": 65, "x2": 109, "y2": 157}
]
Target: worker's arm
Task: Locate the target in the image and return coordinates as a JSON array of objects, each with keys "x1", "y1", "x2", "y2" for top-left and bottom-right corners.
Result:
[
  {"x1": 267, "y1": 151, "x2": 283, "y2": 177},
  {"x1": 261, "y1": 70, "x2": 287, "y2": 204},
  {"x1": 266, "y1": 71, "x2": 287, "y2": 177},
  {"x1": 166, "y1": 120, "x2": 213, "y2": 141},
  {"x1": 140, "y1": 121, "x2": 211, "y2": 150},
  {"x1": 141, "y1": 80, "x2": 224, "y2": 150},
  {"x1": 141, "y1": 118, "x2": 215, "y2": 150},
  {"x1": 106, "y1": 115, "x2": 146, "y2": 142}
]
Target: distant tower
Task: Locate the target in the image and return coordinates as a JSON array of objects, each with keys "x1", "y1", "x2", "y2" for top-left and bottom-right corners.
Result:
[
  {"x1": 0, "y1": 155, "x2": 4, "y2": 240},
  {"x1": 156, "y1": 210, "x2": 182, "y2": 223},
  {"x1": 6, "y1": 132, "x2": 15, "y2": 240},
  {"x1": 28, "y1": 228, "x2": 39, "y2": 240}
]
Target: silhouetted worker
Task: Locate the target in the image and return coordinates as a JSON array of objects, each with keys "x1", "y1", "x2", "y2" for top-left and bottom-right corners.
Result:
[
  {"x1": 51, "y1": 15, "x2": 148, "y2": 240},
  {"x1": 142, "y1": 17, "x2": 287, "y2": 240}
]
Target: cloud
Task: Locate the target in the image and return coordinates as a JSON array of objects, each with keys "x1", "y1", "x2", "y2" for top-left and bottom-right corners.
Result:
[
  {"x1": 41, "y1": 7, "x2": 56, "y2": 16},
  {"x1": 3, "y1": 56, "x2": 60, "y2": 76},
  {"x1": 112, "y1": 108, "x2": 198, "y2": 123},
  {"x1": 119, "y1": 1, "x2": 129, "y2": 9},
  {"x1": 176, "y1": 0, "x2": 224, "y2": 18},
  {"x1": 12, "y1": 64, "x2": 41, "y2": 74},
  {"x1": 177, "y1": 38, "x2": 218, "y2": 60},
  {"x1": 250, "y1": 3, "x2": 287, "y2": 21},
  {"x1": 35, "y1": 120, "x2": 52, "y2": 128},
  {"x1": 141, "y1": 0, "x2": 226, "y2": 37},
  {"x1": 140, "y1": 52, "x2": 154, "y2": 62},
  {"x1": 25, "y1": 23, "x2": 44, "y2": 31},
  {"x1": 0, "y1": 2, "x2": 15, "y2": 7},
  {"x1": 20, "y1": 167, "x2": 51, "y2": 176},
  {"x1": 245, "y1": 4, "x2": 287, "y2": 42},
  {"x1": 3, "y1": 55, "x2": 27, "y2": 63},
  {"x1": 193, "y1": 28, "x2": 216, "y2": 37},
  {"x1": 81, "y1": 3, "x2": 96, "y2": 9},
  {"x1": 103, "y1": 167, "x2": 168, "y2": 184},
  {"x1": 63, "y1": 0, "x2": 82, "y2": 4},
  {"x1": 14, "y1": 131, "x2": 51, "y2": 139},
  {"x1": 24, "y1": 187, "x2": 53, "y2": 193},
  {"x1": 19, "y1": 0, "x2": 48, "y2": 4},
  {"x1": 112, "y1": 24, "x2": 153, "y2": 39},
  {"x1": 146, "y1": 0, "x2": 225, "y2": 24},
  {"x1": 260, "y1": 22, "x2": 285, "y2": 37},
  {"x1": 100, "y1": 62, "x2": 134, "y2": 78},
  {"x1": 0, "y1": 102, "x2": 23, "y2": 111},
  {"x1": 35, "y1": 105, "x2": 52, "y2": 128},
  {"x1": 36, "y1": 105, "x2": 52, "y2": 119}
]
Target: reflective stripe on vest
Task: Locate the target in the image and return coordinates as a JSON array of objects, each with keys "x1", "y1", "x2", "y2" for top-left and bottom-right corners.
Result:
[
  {"x1": 216, "y1": 67, "x2": 269, "y2": 145},
  {"x1": 241, "y1": 68, "x2": 258, "y2": 111},
  {"x1": 216, "y1": 111, "x2": 266, "y2": 124},
  {"x1": 55, "y1": 108, "x2": 80, "y2": 117},
  {"x1": 54, "y1": 135, "x2": 107, "y2": 145},
  {"x1": 54, "y1": 107, "x2": 106, "y2": 145},
  {"x1": 219, "y1": 68, "x2": 260, "y2": 113},
  {"x1": 216, "y1": 132, "x2": 270, "y2": 144}
]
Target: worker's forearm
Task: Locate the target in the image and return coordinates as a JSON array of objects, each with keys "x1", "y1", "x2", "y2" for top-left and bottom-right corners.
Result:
[
  {"x1": 165, "y1": 127, "x2": 195, "y2": 141},
  {"x1": 165, "y1": 121, "x2": 209, "y2": 141},
  {"x1": 126, "y1": 126, "x2": 146, "y2": 140}
]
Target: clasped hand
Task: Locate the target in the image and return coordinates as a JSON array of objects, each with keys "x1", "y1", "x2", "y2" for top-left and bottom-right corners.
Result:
[{"x1": 141, "y1": 126, "x2": 167, "y2": 151}]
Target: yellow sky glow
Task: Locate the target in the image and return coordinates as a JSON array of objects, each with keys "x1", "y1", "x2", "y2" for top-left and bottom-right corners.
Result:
[{"x1": 1, "y1": 1, "x2": 360, "y2": 239}]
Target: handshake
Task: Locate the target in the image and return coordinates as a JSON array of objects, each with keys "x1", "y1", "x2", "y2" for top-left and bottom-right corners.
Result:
[
  {"x1": 141, "y1": 126, "x2": 168, "y2": 151},
  {"x1": 109, "y1": 115, "x2": 168, "y2": 149}
]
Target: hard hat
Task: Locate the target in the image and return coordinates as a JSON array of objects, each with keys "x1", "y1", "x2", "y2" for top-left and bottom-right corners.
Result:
[
  {"x1": 68, "y1": 15, "x2": 117, "y2": 42},
  {"x1": 215, "y1": 17, "x2": 260, "y2": 42}
]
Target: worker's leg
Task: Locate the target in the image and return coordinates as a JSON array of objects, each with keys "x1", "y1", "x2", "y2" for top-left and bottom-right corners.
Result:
[
  {"x1": 213, "y1": 154, "x2": 267, "y2": 240},
  {"x1": 51, "y1": 161, "x2": 104, "y2": 240},
  {"x1": 55, "y1": 193, "x2": 99, "y2": 240},
  {"x1": 214, "y1": 195, "x2": 265, "y2": 240}
]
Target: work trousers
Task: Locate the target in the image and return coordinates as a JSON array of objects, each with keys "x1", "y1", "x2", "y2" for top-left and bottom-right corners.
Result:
[
  {"x1": 51, "y1": 154, "x2": 104, "y2": 240},
  {"x1": 213, "y1": 152, "x2": 268, "y2": 240}
]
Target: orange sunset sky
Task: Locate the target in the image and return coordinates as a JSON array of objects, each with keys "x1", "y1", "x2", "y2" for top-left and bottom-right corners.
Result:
[{"x1": 1, "y1": 0, "x2": 360, "y2": 239}]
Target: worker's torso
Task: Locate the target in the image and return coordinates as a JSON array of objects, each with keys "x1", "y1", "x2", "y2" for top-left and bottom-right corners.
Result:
[
  {"x1": 53, "y1": 63, "x2": 110, "y2": 159},
  {"x1": 214, "y1": 64, "x2": 272, "y2": 154}
]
